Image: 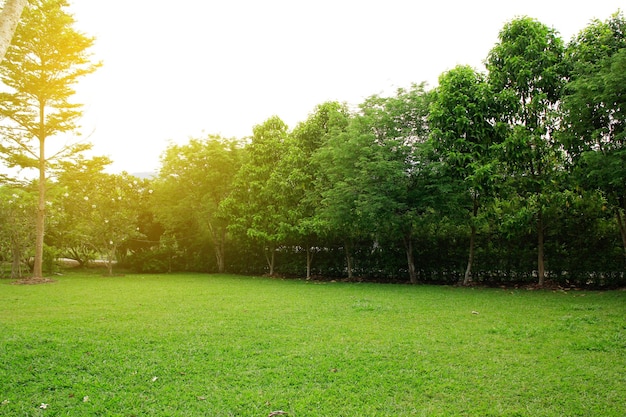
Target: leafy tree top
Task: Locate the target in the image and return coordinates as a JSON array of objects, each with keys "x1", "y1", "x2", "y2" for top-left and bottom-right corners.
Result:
[{"x1": 0, "y1": 0, "x2": 100, "y2": 170}]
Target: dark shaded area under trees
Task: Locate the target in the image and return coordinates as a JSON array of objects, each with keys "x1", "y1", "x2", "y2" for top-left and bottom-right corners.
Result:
[{"x1": 1, "y1": 7, "x2": 625, "y2": 288}]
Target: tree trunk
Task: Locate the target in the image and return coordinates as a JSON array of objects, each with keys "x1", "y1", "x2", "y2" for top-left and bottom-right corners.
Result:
[
  {"x1": 537, "y1": 208, "x2": 545, "y2": 286},
  {"x1": 463, "y1": 224, "x2": 476, "y2": 286},
  {"x1": 209, "y1": 225, "x2": 226, "y2": 273},
  {"x1": 105, "y1": 243, "x2": 116, "y2": 276},
  {"x1": 264, "y1": 244, "x2": 275, "y2": 275},
  {"x1": 215, "y1": 244, "x2": 225, "y2": 273},
  {"x1": 403, "y1": 234, "x2": 417, "y2": 284},
  {"x1": 344, "y1": 241, "x2": 353, "y2": 280},
  {"x1": 463, "y1": 197, "x2": 479, "y2": 286},
  {"x1": 305, "y1": 246, "x2": 313, "y2": 279},
  {"x1": 0, "y1": 0, "x2": 28, "y2": 63},
  {"x1": 214, "y1": 232, "x2": 225, "y2": 273},
  {"x1": 33, "y1": 136, "x2": 45, "y2": 278},
  {"x1": 615, "y1": 208, "x2": 626, "y2": 258}
]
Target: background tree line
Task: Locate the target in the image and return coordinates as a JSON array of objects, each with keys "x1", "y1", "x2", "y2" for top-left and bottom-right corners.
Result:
[{"x1": 1, "y1": 2, "x2": 624, "y2": 287}]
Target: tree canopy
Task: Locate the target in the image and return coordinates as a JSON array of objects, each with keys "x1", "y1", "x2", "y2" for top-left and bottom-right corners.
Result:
[
  {"x1": 0, "y1": 0, "x2": 99, "y2": 278},
  {"x1": 1, "y1": 10, "x2": 625, "y2": 288}
]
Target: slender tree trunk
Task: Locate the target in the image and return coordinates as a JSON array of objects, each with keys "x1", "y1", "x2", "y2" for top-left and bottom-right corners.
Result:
[
  {"x1": 463, "y1": 197, "x2": 479, "y2": 286},
  {"x1": 0, "y1": 0, "x2": 28, "y2": 63},
  {"x1": 215, "y1": 244, "x2": 225, "y2": 273},
  {"x1": 305, "y1": 246, "x2": 313, "y2": 279},
  {"x1": 263, "y1": 244, "x2": 275, "y2": 275},
  {"x1": 105, "y1": 243, "x2": 116, "y2": 276},
  {"x1": 463, "y1": 225, "x2": 476, "y2": 286},
  {"x1": 344, "y1": 241, "x2": 353, "y2": 280},
  {"x1": 615, "y1": 208, "x2": 626, "y2": 258},
  {"x1": 33, "y1": 136, "x2": 45, "y2": 278},
  {"x1": 403, "y1": 234, "x2": 417, "y2": 284},
  {"x1": 209, "y1": 225, "x2": 226, "y2": 273},
  {"x1": 214, "y1": 231, "x2": 225, "y2": 273},
  {"x1": 537, "y1": 208, "x2": 545, "y2": 286}
]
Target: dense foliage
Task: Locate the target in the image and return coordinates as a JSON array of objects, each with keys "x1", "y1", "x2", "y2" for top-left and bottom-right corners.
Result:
[
  {"x1": 0, "y1": 0, "x2": 99, "y2": 278},
  {"x1": 1, "y1": 11, "x2": 625, "y2": 287}
]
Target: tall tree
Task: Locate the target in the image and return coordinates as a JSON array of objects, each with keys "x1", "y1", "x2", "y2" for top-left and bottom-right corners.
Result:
[
  {"x1": 486, "y1": 17, "x2": 566, "y2": 286},
  {"x1": 0, "y1": 0, "x2": 27, "y2": 62},
  {"x1": 311, "y1": 85, "x2": 433, "y2": 282},
  {"x1": 225, "y1": 116, "x2": 290, "y2": 275},
  {"x1": 561, "y1": 12, "x2": 626, "y2": 257},
  {"x1": 286, "y1": 101, "x2": 351, "y2": 278},
  {"x1": 0, "y1": 0, "x2": 100, "y2": 278},
  {"x1": 153, "y1": 136, "x2": 242, "y2": 273},
  {"x1": 311, "y1": 120, "x2": 368, "y2": 280},
  {"x1": 430, "y1": 65, "x2": 502, "y2": 285},
  {"x1": 356, "y1": 84, "x2": 433, "y2": 284}
]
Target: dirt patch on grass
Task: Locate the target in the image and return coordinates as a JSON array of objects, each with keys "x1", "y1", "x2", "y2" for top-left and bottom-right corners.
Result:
[{"x1": 11, "y1": 277, "x2": 56, "y2": 285}]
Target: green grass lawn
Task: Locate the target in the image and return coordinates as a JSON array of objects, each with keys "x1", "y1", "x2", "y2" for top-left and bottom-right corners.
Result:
[{"x1": 1, "y1": 273, "x2": 625, "y2": 416}]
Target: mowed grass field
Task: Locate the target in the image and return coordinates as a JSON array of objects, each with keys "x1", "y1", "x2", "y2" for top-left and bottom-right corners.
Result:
[{"x1": 1, "y1": 273, "x2": 625, "y2": 417}]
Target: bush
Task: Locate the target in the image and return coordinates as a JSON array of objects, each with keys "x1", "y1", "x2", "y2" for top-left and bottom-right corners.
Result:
[{"x1": 122, "y1": 248, "x2": 173, "y2": 273}]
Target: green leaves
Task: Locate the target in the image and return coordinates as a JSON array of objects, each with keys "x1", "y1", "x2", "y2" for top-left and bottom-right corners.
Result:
[
  {"x1": 0, "y1": 0, "x2": 100, "y2": 277},
  {"x1": 153, "y1": 135, "x2": 242, "y2": 273},
  {"x1": 0, "y1": 0, "x2": 99, "y2": 148},
  {"x1": 563, "y1": 12, "x2": 626, "y2": 155},
  {"x1": 488, "y1": 17, "x2": 565, "y2": 102},
  {"x1": 53, "y1": 160, "x2": 148, "y2": 274},
  {"x1": 3, "y1": 9, "x2": 623, "y2": 283},
  {"x1": 560, "y1": 12, "x2": 626, "y2": 257},
  {"x1": 485, "y1": 17, "x2": 569, "y2": 285},
  {"x1": 430, "y1": 65, "x2": 499, "y2": 183}
]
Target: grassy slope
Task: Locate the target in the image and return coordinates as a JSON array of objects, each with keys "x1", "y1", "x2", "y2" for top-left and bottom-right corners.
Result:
[{"x1": 0, "y1": 273, "x2": 625, "y2": 416}]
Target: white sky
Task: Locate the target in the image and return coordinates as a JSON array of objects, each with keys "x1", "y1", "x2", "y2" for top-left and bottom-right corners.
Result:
[{"x1": 65, "y1": 0, "x2": 624, "y2": 174}]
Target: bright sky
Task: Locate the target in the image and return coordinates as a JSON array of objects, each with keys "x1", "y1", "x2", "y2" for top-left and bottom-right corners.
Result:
[{"x1": 66, "y1": 0, "x2": 624, "y2": 174}]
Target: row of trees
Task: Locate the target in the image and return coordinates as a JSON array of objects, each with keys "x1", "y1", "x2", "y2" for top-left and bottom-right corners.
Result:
[
  {"x1": 146, "y1": 12, "x2": 625, "y2": 286},
  {"x1": 0, "y1": 2, "x2": 624, "y2": 286}
]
